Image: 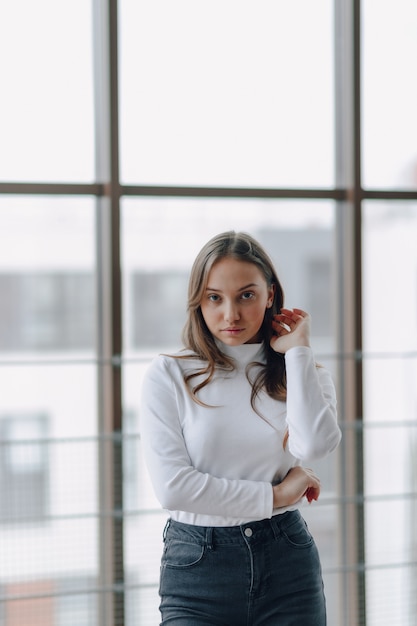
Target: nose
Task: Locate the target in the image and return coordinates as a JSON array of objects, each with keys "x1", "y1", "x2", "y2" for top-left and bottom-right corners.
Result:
[{"x1": 224, "y1": 301, "x2": 240, "y2": 323}]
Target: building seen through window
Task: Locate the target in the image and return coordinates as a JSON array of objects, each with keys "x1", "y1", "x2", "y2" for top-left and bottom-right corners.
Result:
[
  {"x1": 0, "y1": 414, "x2": 49, "y2": 523},
  {"x1": 0, "y1": 274, "x2": 95, "y2": 351}
]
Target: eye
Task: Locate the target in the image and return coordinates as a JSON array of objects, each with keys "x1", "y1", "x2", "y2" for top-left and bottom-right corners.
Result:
[
  {"x1": 207, "y1": 293, "x2": 220, "y2": 302},
  {"x1": 241, "y1": 291, "x2": 255, "y2": 300}
]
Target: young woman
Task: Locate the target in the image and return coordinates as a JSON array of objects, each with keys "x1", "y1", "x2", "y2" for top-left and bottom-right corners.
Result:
[{"x1": 140, "y1": 231, "x2": 341, "y2": 625}]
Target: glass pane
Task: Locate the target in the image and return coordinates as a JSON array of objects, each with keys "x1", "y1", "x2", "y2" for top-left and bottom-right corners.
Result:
[
  {"x1": 0, "y1": 197, "x2": 99, "y2": 625},
  {"x1": 364, "y1": 421, "x2": 417, "y2": 497},
  {"x1": 362, "y1": 1, "x2": 417, "y2": 189},
  {"x1": 362, "y1": 202, "x2": 417, "y2": 421},
  {"x1": 3, "y1": 522, "x2": 99, "y2": 625},
  {"x1": 365, "y1": 500, "x2": 417, "y2": 624},
  {"x1": 0, "y1": 195, "x2": 96, "y2": 355},
  {"x1": 0, "y1": 366, "x2": 100, "y2": 623},
  {"x1": 122, "y1": 198, "x2": 339, "y2": 624},
  {"x1": 0, "y1": 367, "x2": 98, "y2": 521},
  {"x1": 121, "y1": 197, "x2": 336, "y2": 355},
  {"x1": 120, "y1": 0, "x2": 334, "y2": 187},
  {"x1": 362, "y1": 202, "x2": 417, "y2": 353},
  {"x1": 366, "y1": 566, "x2": 417, "y2": 626},
  {"x1": 363, "y1": 202, "x2": 417, "y2": 626},
  {"x1": 0, "y1": 2, "x2": 94, "y2": 182}
]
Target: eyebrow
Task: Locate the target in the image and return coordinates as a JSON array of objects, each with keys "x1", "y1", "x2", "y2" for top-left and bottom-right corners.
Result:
[{"x1": 205, "y1": 283, "x2": 259, "y2": 293}]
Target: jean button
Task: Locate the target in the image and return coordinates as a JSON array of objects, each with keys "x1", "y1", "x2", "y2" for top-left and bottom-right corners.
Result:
[{"x1": 244, "y1": 527, "x2": 253, "y2": 537}]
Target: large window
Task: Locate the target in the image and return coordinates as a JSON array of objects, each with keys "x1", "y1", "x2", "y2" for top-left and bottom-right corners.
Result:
[{"x1": 1, "y1": 1, "x2": 416, "y2": 625}]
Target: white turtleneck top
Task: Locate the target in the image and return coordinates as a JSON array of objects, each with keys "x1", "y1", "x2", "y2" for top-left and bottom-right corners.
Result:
[{"x1": 140, "y1": 343, "x2": 340, "y2": 527}]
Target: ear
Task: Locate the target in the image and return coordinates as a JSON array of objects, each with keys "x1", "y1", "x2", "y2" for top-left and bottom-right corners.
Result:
[{"x1": 266, "y1": 283, "x2": 275, "y2": 308}]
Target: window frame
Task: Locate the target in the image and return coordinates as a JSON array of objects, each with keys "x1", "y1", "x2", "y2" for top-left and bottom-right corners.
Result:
[{"x1": 1, "y1": 1, "x2": 417, "y2": 624}]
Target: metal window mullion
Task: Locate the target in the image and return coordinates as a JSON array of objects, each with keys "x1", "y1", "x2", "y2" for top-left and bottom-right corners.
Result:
[
  {"x1": 121, "y1": 185, "x2": 347, "y2": 199},
  {"x1": 352, "y1": 2, "x2": 367, "y2": 622},
  {"x1": 334, "y1": 0, "x2": 366, "y2": 624},
  {"x1": 93, "y1": 1, "x2": 124, "y2": 625}
]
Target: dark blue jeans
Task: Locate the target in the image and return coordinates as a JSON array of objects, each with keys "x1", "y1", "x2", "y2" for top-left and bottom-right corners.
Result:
[{"x1": 159, "y1": 510, "x2": 326, "y2": 625}]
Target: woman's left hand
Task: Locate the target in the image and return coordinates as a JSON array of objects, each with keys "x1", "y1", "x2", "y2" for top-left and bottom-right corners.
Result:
[{"x1": 270, "y1": 308, "x2": 311, "y2": 354}]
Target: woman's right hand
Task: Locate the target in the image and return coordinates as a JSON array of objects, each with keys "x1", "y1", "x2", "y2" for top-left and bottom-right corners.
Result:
[{"x1": 272, "y1": 466, "x2": 321, "y2": 508}]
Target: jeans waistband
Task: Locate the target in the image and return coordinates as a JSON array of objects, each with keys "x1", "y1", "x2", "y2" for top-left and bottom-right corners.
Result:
[{"x1": 164, "y1": 510, "x2": 302, "y2": 549}]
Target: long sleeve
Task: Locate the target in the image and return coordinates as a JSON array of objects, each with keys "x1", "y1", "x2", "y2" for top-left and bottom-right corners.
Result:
[
  {"x1": 284, "y1": 346, "x2": 341, "y2": 461},
  {"x1": 140, "y1": 355, "x2": 274, "y2": 524}
]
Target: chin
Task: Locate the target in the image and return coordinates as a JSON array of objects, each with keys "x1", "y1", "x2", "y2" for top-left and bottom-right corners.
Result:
[{"x1": 217, "y1": 334, "x2": 247, "y2": 346}]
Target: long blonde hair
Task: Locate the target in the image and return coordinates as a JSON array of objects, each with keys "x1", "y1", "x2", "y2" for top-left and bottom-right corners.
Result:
[{"x1": 175, "y1": 231, "x2": 288, "y2": 412}]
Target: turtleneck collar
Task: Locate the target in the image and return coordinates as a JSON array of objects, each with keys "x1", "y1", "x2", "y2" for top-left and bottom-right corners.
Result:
[{"x1": 215, "y1": 339, "x2": 265, "y2": 367}]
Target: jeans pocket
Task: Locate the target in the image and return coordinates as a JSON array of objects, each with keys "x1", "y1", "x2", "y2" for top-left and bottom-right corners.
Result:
[
  {"x1": 162, "y1": 539, "x2": 206, "y2": 569},
  {"x1": 281, "y1": 515, "x2": 314, "y2": 549}
]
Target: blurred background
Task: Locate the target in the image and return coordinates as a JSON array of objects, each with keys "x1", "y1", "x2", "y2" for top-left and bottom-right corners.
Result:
[{"x1": 0, "y1": 1, "x2": 416, "y2": 624}]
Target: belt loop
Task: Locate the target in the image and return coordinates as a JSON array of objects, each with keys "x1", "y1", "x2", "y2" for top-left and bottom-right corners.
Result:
[
  {"x1": 163, "y1": 518, "x2": 171, "y2": 541},
  {"x1": 206, "y1": 526, "x2": 214, "y2": 550}
]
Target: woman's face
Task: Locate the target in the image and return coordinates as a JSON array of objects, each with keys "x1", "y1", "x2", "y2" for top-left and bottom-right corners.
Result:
[{"x1": 200, "y1": 257, "x2": 275, "y2": 345}]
